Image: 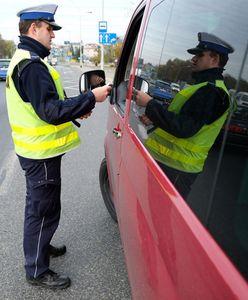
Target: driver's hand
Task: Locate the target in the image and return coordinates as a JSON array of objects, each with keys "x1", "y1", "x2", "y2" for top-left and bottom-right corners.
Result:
[
  {"x1": 134, "y1": 89, "x2": 152, "y2": 107},
  {"x1": 90, "y1": 75, "x2": 105, "y2": 89},
  {"x1": 139, "y1": 114, "x2": 153, "y2": 126}
]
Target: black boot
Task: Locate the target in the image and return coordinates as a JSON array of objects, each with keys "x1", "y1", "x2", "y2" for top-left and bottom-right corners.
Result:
[
  {"x1": 49, "y1": 245, "x2": 66, "y2": 257},
  {"x1": 26, "y1": 269, "x2": 71, "y2": 289}
]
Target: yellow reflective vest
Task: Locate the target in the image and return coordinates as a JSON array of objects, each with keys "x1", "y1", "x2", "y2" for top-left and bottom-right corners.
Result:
[
  {"x1": 145, "y1": 81, "x2": 231, "y2": 173},
  {"x1": 6, "y1": 49, "x2": 80, "y2": 159}
]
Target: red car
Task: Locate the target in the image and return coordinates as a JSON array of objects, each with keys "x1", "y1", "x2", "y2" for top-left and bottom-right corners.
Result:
[{"x1": 82, "y1": 0, "x2": 248, "y2": 298}]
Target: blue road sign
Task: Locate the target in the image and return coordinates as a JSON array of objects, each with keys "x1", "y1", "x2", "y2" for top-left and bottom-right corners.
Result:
[
  {"x1": 99, "y1": 21, "x2": 107, "y2": 33},
  {"x1": 99, "y1": 33, "x2": 117, "y2": 45}
]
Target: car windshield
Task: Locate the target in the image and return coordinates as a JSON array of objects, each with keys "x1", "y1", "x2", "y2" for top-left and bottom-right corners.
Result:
[{"x1": 0, "y1": 60, "x2": 10, "y2": 68}]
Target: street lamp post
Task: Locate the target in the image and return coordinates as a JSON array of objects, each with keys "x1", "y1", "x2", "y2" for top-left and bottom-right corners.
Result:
[
  {"x1": 80, "y1": 11, "x2": 92, "y2": 68},
  {"x1": 100, "y1": 0, "x2": 104, "y2": 70},
  {"x1": 80, "y1": 15, "x2": 83, "y2": 68}
]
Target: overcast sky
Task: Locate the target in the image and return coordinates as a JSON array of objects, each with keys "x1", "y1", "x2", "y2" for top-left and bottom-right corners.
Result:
[{"x1": 1, "y1": 0, "x2": 141, "y2": 45}]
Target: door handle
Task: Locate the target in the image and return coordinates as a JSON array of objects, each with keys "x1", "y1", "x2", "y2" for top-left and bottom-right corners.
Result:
[{"x1": 112, "y1": 127, "x2": 122, "y2": 138}]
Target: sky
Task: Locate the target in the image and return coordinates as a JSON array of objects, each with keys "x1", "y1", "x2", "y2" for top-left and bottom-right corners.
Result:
[{"x1": 1, "y1": 0, "x2": 141, "y2": 45}]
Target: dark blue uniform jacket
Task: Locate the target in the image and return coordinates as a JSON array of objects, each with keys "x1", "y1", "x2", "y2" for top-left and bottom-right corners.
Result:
[
  {"x1": 145, "y1": 68, "x2": 230, "y2": 138},
  {"x1": 12, "y1": 35, "x2": 95, "y2": 125}
]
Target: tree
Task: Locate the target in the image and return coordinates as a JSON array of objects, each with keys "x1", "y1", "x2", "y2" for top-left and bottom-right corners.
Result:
[
  {"x1": 91, "y1": 46, "x2": 101, "y2": 66},
  {"x1": 0, "y1": 33, "x2": 16, "y2": 58},
  {"x1": 114, "y1": 42, "x2": 122, "y2": 61}
]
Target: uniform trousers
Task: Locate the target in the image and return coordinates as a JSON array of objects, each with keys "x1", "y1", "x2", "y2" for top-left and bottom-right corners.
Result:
[{"x1": 17, "y1": 154, "x2": 63, "y2": 278}]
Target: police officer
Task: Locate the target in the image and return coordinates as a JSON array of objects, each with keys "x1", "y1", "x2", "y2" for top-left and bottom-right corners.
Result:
[
  {"x1": 135, "y1": 32, "x2": 234, "y2": 199},
  {"x1": 6, "y1": 4, "x2": 112, "y2": 289}
]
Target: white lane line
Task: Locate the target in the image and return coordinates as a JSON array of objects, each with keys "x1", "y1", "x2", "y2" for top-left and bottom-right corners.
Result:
[
  {"x1": 64, "y1": 87, "x2": 79, "y2": 91},
  {"x1": 64, "y1": 85, "x2": 78, "y2": 88},
  {"x1": 0, "y1": 150, "x2": 18, "y2": 196}
]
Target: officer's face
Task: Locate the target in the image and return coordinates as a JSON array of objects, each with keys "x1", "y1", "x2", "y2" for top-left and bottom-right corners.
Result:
[
  {"x1": 34, "y1": 21, "x2": 55, "y2": 50},
  {"x1": 191, "y1": 51, "x2": 219, "y2": 72}
]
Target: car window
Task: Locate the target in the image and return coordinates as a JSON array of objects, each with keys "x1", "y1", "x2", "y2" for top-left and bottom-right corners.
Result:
[
  {"x1": 130, "y1": 0, "x2": 173, "y2": 142},
  {"x1": 0, "y1": 60, "x2": 10, "y2": 68},
  {"x1": 129, "y1": 0, "x2": 248, "y2": 280},
  {"x1": 110, "y1": 8, "x2": 143, "y2": 114},
  {"x1": 201, "y1": 44, "x2": 248, "y2": 280}
]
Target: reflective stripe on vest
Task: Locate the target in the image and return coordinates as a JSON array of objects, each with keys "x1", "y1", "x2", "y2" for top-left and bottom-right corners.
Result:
[
  {"x1": 145, "y1": 81, "x2": 230, "y2": 173},
  {"x1": 6, "y1": 49, "x2": 80, "y2": 159}
]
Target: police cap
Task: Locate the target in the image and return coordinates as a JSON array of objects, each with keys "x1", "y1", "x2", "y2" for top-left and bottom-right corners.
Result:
[
  {"x1": 187, "y1": 32, "x2": 234, "y2": 56},
  {"x1": 17, "y1": 4, "x2": 62, "y2": 31}
]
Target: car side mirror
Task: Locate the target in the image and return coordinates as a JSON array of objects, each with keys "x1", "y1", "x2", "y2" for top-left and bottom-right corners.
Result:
[
  {"x1": 134, "y1": 76, "x2": 149, "y2": 93},
  {"x1": 79, "y1": 70, "x2": 106, "y2": 94}
]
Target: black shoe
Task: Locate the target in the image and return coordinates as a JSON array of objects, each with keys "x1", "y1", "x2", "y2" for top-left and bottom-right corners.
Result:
[
  {"x1": 49, "y1": 245, "x2": 66, "y2": 257},
  {"x1": 26, "y1": 269, "x2": 71, "y2": 289}
]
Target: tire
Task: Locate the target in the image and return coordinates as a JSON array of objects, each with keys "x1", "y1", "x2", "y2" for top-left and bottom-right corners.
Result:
[{"x1": 99, "y1": 158, "x2": 118, "y2": 222}]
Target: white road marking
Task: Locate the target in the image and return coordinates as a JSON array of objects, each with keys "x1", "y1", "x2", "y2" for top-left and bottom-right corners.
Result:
[
  {"x1": 64, "y1": 87, "x2": 79, "y2": 91},
  {"x1": 0, "y1": 150, "x2": 18, "y2": 196}
]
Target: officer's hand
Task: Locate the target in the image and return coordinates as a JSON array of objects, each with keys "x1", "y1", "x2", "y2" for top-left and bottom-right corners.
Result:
[
  {"x1": 134, "y1": 89, "x2": 152, "y2": 107},
  {"x1": 92, "y1": 84, "x2": 112, "y2": 102},
  {"x1": 79, "y1": 111, "x2": 92, "y2": 119}
]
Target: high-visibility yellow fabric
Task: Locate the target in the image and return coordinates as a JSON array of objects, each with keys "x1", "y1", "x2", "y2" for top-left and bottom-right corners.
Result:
[
  {"x1": 6, "y1": 49, "x2": 80, "y2": 159},
  {"x1": 145, "y1": 81, "x2": 230, "y2": 173}
]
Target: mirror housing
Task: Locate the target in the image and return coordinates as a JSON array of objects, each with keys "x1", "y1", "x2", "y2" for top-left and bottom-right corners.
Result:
[
  {"x1": 134, "y1": 76, "x2": 149, "y2": 93},
  {"x1": 79, "y1": 70, "x2": 106, "y2": 94}
]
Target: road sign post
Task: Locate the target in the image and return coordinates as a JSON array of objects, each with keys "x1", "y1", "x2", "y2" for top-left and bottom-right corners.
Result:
[{"x1": 99, "y1": 21, "x2": 107, "y2": 70}]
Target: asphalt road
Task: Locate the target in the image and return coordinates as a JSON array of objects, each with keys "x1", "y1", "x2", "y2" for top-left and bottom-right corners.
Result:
[{"x1": 0, "y1": 63, "x2": 131, "y2": 299}]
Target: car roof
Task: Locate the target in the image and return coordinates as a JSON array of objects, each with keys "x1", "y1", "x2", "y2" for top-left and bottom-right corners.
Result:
[
  {"x1": 156, "y1": 80, "x2": 170, "y2": 85},
  {"x1": 237, "y1": 91, "x2": 248, "y2": 97}
]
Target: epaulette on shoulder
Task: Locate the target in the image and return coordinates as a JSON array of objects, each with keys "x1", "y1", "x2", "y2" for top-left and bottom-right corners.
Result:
[
  {"x1": 17, "y1": 53, "x2": 41, "y2": 77},
  {"x1": 30, "y1": 52, "x2": 41, "y2": 62},
  {"x1": 207, "y1": 80, "x2": 216, "y2": 87}
]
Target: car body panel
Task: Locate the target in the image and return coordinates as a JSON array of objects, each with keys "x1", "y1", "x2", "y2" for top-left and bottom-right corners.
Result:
[
  {"x1": 102, "y1": 0, "x2": 248, "y2": 299},
  {"x1": 149, "y1": 80, "x2": 173, "y2": 102},
  {"x1": 104, "y1": 105, "x2": 125, "y2": 206},
  {"x1": 106, "y1": 105, "x2": 248, "y2": 300}
]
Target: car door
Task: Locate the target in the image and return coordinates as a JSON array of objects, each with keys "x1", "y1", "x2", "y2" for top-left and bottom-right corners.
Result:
[
  {"x1": 105, "y1": 2, "x2": 145, "y2": 211},
  {"x1": 116, "y1": 1, "x2": 181, "y2": 299},
  {"x1": 114, "y1": 0, "x2": 248, "y2": 299}
]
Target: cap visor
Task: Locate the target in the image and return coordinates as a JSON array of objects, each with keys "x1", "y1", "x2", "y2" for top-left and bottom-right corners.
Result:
[
  {"x1": 187, "y1": 47, "x2": 203, "y2": 55},
  {"x1": 43, "y1": 20, "x2": 62, "y2": 31}
]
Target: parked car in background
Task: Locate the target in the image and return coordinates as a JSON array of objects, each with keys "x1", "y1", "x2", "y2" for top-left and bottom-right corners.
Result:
[
  {"x1": 47, "y1": 57, "x2": 58, "y2": 66},
  {"x1": 223, "y1": 106, "x2": 248, "y2": 148},
  {"x1": 170, "y1": 82, "x2": 180, "y2": 93},
  {"x1": 236, "y1": 91, "x2": 248, "y2": 107},
  {"x1": 0, "y1": 59, "x2": 10, "y2": 81},
  {"x1": 216, "y1": 89, "x2": 248, "y2": 149},
  {"x1": 149, "y1": 80, "x2": 173, "y2": 103}
]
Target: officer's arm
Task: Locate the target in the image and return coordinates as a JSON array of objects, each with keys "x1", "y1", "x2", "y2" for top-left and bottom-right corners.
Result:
[
  {"x1": 145, "y1": 85, "x2": 222, "y2": 138},
  {"x1": 20, "y1": 62, "x2": 96, "y2": 125}
]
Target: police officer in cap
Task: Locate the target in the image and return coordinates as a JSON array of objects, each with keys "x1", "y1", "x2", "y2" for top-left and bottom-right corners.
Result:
[
  {"x1": 135, "y1": 32, "x2": 234, "y2": 199},
  {"x1": 6, "y1": 4, "x2": 111, "y2": 289}
]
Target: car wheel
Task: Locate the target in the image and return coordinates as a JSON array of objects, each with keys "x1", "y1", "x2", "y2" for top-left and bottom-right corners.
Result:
[{"x1": 99, "y1": 158, "x2": 118, "y2": 222}]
